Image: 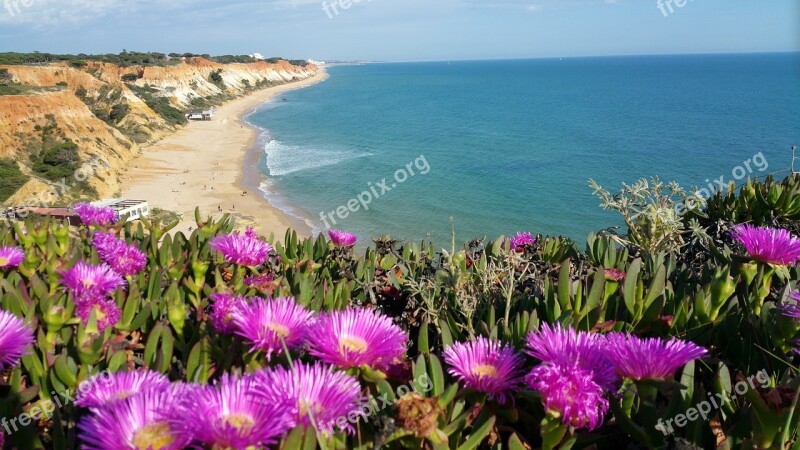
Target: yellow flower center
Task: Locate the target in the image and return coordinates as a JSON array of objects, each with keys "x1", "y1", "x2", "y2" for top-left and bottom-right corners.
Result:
[
  {"x1": 132, "y1": 422, "x2": 175, "y2": 450},
  {"x1": 267, "y1": 322, "x2": 290, "y2": 338},
  {"x1": 223, "y1": 413, "x2": 255, "y2": 433},
  {"x1": 82, "y1": 279, "x2": 95, "y2": 288},
  {"x1": 338, "y1": 335, "x2": 369, "y2": 355},
  {"x1": 0, "y1": 257, "x2": 8, "y2": 266},
  {"x1": 94, "y1": 305, "x2": 107, "y2": 321},
  {"x1": 472, "y1": 364, "x2": 497, "y2": 378},
  {"x1": 298, "y1": 398, "x2": 323, "y2": 418}
]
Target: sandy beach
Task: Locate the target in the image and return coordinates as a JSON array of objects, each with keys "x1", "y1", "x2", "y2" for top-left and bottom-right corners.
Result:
[{"x1": 122, "y1": 69, "x2": 328, "y2": 241}]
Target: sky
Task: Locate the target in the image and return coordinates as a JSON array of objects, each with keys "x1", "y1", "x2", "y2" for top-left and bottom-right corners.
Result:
[{"x1": 0, "y1": 0, "x2": 798, "y2": 61}]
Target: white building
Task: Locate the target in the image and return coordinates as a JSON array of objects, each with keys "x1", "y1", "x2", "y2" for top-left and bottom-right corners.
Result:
[
  {"x1": 92, "y1": 199, "x2": 150, "y2": 221},
  {"x1": 308, "y1": 59, "x2": 326, "y2": 66},
  {"x1": 249, "y1": 53, "x2": 265, "y2": 61}
]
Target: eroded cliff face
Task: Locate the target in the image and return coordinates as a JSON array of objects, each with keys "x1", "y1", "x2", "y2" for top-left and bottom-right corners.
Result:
[{"x1": 0, "y1": 58, "x2": 317, "y2": 205}]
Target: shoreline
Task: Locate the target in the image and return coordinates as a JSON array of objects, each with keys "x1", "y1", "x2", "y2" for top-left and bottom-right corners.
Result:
[{"x1": 122, "y1": 69, "x2": 329, "y2": 241}]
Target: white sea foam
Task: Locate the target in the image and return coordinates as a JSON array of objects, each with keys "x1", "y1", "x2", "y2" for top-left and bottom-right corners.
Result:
[{"x1": 263, "y1": 140, "x2": 371, "y2": 176}]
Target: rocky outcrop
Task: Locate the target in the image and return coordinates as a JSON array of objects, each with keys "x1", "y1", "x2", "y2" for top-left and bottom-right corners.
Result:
[{"x1": 0, "y1": 58, "x2": 317, "y2": 205}]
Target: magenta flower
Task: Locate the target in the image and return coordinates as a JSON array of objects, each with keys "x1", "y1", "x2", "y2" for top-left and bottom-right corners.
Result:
[
  {"x1": 603, "y1": 333, "x2": 707, "y2": 381},
  {"x1": 604, "y1": 268, "x2": 626, "y2": 282},
  {"x1": 73, "y1": 202, "x2": 118, "y2": 227},
  {"x1": 509, "y1": 232, "x2": 535, "y2": 251},
  {"x1": 78, "y1": 386, "x2": 189, "y2": 450},
  {"x1": 781, "y1": 290, "x2": 800, "y2": 320},
  {"x1": 730, "y1": 224, "x2": 800, "y2": 266},
  {"x1": 75, "y1": 370, "x2": 171, "y2": 409},
  {"x1": 61, "y1": 261, "x2": 125, "y2": 302},
  {"x1": 232, "y1": 296, "x2": 315, "y2": 359},
  {"x1": 178, "y1": 373, "x2": 293, "y2": 448},
  {"x1": 0, "y1": 310, "x2": 34, "y2": 371},
  {"x1": 208, "y1": 293, "x2": 248, "y2": 334},
  {"x1": 255, "y1": 362, "x2": 363, "y2": 433},
  {"x1": 244, "y1": 273, "x2": 275, "y2": 292},
  {"x1": 0, "y1": 246, "x2": 24, "y2": 269},
  {"x1": 328, "y1": 229, "x2": 357, "y2": 247},
  {"x1": 443, "y1": 337, "x2": 525, "y2": 404},
  {"x1": 526, "y1": 361, "x2": 609, "y2": 431},
  {"x1": 75, "y1": 297, "x2": 122, "y2": 333},
  {"x1": 92, "y1": 232, "x2": 147, "y2": 277},
  {"x1": 307, "y1": 307, "x2": 407, "y2": 370},
  {"x1": 210, "y1": 228, "x2": 272, "y2": 266},
  {"x1": 526, "y1": 323, "x2": 618, "y2": 390}
]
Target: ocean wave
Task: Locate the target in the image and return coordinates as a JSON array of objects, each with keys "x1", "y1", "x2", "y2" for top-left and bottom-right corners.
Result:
[
  {"x1": 263, "y1": 140, "x2": 372, "y2": 176},
  {"x1": 257, "y1": 179, "x2": 317, "y2": 232}
]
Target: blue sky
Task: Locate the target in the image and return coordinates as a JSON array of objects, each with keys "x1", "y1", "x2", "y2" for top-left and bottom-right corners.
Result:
[{"x1": 0, "y1": 0, "x2": 797, "y2": 61}]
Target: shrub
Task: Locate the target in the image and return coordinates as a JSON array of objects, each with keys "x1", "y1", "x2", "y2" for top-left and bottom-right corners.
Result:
[
  {"x1": 0, "y1": 158, "x2": 29, "y2": 201},
  {"x1": 121, "y1": 73, "x2": 139, "y2": 82}
]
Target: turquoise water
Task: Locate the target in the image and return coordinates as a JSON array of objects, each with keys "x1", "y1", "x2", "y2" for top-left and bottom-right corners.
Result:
[{"x1": 248, "y1": 54, "x2": 800, "y2": 247}]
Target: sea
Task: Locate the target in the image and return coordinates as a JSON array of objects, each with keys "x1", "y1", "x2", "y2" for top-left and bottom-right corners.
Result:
[{"x1": 246, "y1": 53, "x2": 800, "y2": 248}]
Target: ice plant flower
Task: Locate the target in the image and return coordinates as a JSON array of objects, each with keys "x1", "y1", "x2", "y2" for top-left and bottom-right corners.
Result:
[
  {"x1": 0, "y1": 246, "x2": 24, "y2": 269},
  {"x1": 604, "y1": 268, "x2": 626, "y2": 282},
  {"x1": 526, "y1": 361, "x2": 609, "y2": 431},
  {"x1": 179, "y1": 373, "x2": 292, "y2": 449},
  {"x1": 208, "y1": 293, "x2": 248, "y2": 334},
  {"x1": 92, "y1": 232, "x2": 147, "y2": 277},
  {"x1": 73, "y1": 202, "x2": 118, "y2": 227},
  {"x1": 78, "y1": 387, "x2": 189, "y2": 450},
  {"x1": 232, "y1": 296, "x2": 315, "y2": 359},
  {"x1": 328, "y1": 229, "x2": 357, "y2": 247},
  {"x1": 209, "y1": 228, "x2": 272, "y2": 266},
  {"x1": 780, "y1": 290, "x2": 800, "y2": 320},
  {"x1": 603, "y1": 333, "x2": 707, "y2": 381},
  {"x1": 61, "y1": 261, "x2": 125, "y2": 302},
  {"x1": 307, "y1": 307, "x2": 407, "y2": 370},
  {"x1": 75, "y1": 370, "x2": 171, "y2": 409},
  {"x1": 0, "y1": 310, "x2": 34, "y2": 371},
  {"x1": 244, "y1": 273, "x2": 276, "y2": 293},
  {"x1": 443, "y1": 336, "x2": 525, "y2": 404},
  {"x1": 256, "y1": 362, "x2": 363, "y2": 433},
  {"x1": 526, "y1": 323, "x2": 618, "y2": 390},
  {"x1": 75, "y1": 297, "x2": 122, "y2": 333},
  {"x1": 509, "y1": 232, "x2": 535, "y2": 251},
  {"x1": 730, "y1": 224, "x2": 800, "y2": 266}
]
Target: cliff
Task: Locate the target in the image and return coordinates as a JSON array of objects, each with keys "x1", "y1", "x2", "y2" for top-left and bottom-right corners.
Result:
[{"x1": 0, "y1": 58, "x2": 317, "y2": 205}]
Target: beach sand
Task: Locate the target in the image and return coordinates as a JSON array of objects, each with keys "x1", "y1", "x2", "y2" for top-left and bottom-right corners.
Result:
[{"x1": 122, "y1": 69, "x2": 329, "y2": 242}]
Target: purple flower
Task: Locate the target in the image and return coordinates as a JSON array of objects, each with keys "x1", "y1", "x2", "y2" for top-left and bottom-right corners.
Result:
[
  {"x1": 255, "y1": 362, "x2": 363, "y2": 434},
  {"x1": 443, "y1": 337, "x2": 525, "y2": 404},
  {"x1": 178, "y1": 373, "x2": 293, "y2": 448},
  {"x1": 0, "y1": 310, "x2": 34, "y2": 371},
  {"x1": 61, "y1": 261, "x2": 125, "y2": 302},
  {"x1": 730, "y1": 224, "x2": 800, "y2": 266},
  {"x1": 210, "y1": 228, "x2": 272, "y2": 266},
  {"x1": 328, "y1": 229, "x2": 357, "y2": 247},
  {"x1": 75, "y1": 297, "x2": 122, "y2": 333},
  {"x1": 244, "y1": 273, "x2": 275, "y2": 292},
  {"x1": 73, "y1": 202, "x2": 118, "y2": 227},
  {"x1": 208, "y1": 293, "x2": 248, "y2": 334},
  {"x1": 78, "y1": 386, "x2": 190, "y2": 450},
  {"x1": 92, "y1": 232, "x2": 147, "y2": 277},
  {"x1": 0, "y1": 246, "x2": 24, "y2": 269},
  {"x1": 307, "y1": 307, "x2": 407, "y2": 370},
  {"x1": 526, "y1": 361, "x2": 609, "y2": 431},
  {"x1": 604, "y1": 268, "x2": 626, "y2": 282},
  {"x1": 509, "y1": 232, "x2": 535, "y2": 251},
  {"x1": 526, "y1": 323, "x2": 618, "y2": 390},
  {"x1": 780, "y1": 290, "x2": 800, "y2": 320},
  {"x1": 232, "y1": 296, "x2": 315, "y2": 359},
  {"x1": 603, "y1": 333, "x2": 707, "y2": 381},
  {"x1": 75, "y1": 370, "x2": 171, "y2": 408}
]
